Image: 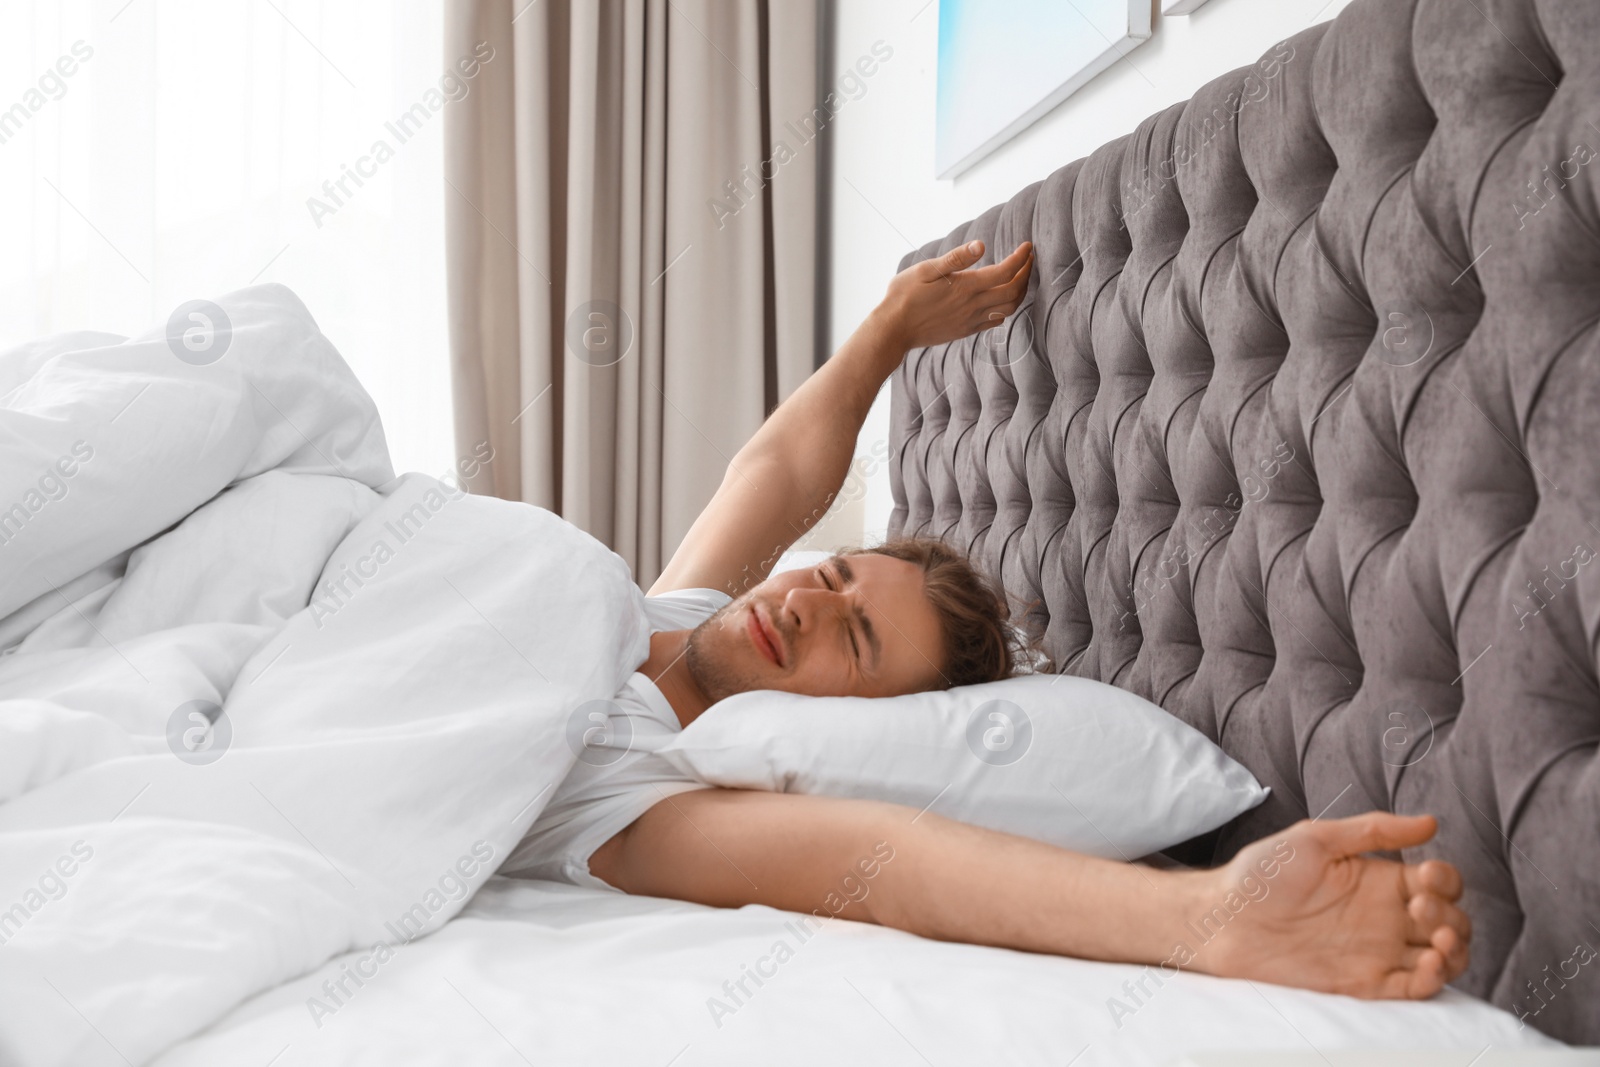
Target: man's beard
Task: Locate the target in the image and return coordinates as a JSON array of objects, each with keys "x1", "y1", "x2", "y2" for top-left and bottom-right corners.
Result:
[{"x1": 683, "y1": 600, "x2": 761, "y2": 705}]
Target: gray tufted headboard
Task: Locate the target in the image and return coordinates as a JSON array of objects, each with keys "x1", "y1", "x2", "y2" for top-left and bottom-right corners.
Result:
[{"x1": 887, "y1": 0, "x2": 1599, "y2": 1042}]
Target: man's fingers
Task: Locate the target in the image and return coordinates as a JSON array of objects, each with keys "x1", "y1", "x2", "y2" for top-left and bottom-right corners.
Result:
[
  {"x1": 1314, "y1": 811, "x2": 1438, "y2": 858},
  {"x1": 1374, "y1": 950, "x2": 1438, "y2": 999},
  {"x1": 1009, "y1": 253, "x2": 1035, "y2": 291},
  {"x1": 979, "y1": 294, "x2": 1024, "y2": 321},
  {"x1": 1406, "y1": 894, "x2": 1471, "y2": 980},
  {"x1": 1403, "y1": 857, "x2": 1462, "y2": 902},
  {"x1": 962, "y1": 241, "x2": 1032, "y2": 288},
  {"x1": 930, "y1": 239, "x2": 985, "y2": 278},
  {"x1": 1386, "y1": 891, "x2": 1468, "y2": 1000},
  {"x1": 967, "y1": 310, "x2": 1007, "y2": 337},
  {"x1": 1407, "y1": 891, "x2": 1471, "y2": 945},
  {"x1": 1433, "y1": 922, "x2": 1470, "y2": 979},
  {"x1": 1371, "y1": 947, "x2": 1448, "y2": 1000},
  {"x1": 992, "y1": 254, "x2": 1034, "y2": 305},
  {"x1": 1397, "y1": 947, "x2": 1448, "y2": 999},
  {"x1": 970, "y1": 301, "x2": 1023, "y2": 336},
  {"x1": 969, "y1": 250, "x2": 1034, "y2": 328}
]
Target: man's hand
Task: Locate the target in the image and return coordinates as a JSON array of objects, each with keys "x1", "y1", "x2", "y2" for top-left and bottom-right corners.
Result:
[
  {"x1": 876, "y1": 240, "x2": 1034, "y2": 352},
  {"x1": 650, "y1": 239, "x2": 1033, "y2": 596},
  {"x1": 1203, "y1": 812, "x2": 1471, "y2": 998}
]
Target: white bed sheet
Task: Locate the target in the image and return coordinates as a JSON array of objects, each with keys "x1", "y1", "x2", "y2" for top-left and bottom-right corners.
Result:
[{"x1": 154, "y1": 876, "x2": 1557, "y2": 1067}]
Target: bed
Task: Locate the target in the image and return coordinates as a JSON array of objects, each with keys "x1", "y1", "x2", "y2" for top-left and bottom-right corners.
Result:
[
  {"x1": 886, "y1": 0, "x2": 1600, "y2": 1045},
  {"x1": 0, "y1": 304, "x2": 1550, "y2": 1067},
  {"x1": 0, "y1": 1, "x2": 1589, "y2": 1064}
]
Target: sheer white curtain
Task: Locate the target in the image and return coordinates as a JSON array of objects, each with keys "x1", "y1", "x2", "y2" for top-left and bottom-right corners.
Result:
[{"x1": 0, "y1": 0, "x2": 454, "y2": 476}]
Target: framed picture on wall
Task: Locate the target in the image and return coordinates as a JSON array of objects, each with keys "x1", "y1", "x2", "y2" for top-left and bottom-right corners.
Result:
[{"x1": 935, "y1": 0, "x2": 1152, "y2": 178}]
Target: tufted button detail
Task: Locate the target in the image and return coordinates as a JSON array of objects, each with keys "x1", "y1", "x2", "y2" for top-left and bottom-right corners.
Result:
[{"x1": 883, "y1": 0, "x2": 1600, "y2": 1042}]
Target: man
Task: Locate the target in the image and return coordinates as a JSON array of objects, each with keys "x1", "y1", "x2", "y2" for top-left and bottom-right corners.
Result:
[{"x1": 504, "y1": 239, "x2": 1471, "y2": 1001}]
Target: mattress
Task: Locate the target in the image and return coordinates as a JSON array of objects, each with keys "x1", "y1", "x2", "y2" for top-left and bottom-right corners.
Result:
[{"x1": 152, "y1": 877, "x2": 1554, "y2": 1066}]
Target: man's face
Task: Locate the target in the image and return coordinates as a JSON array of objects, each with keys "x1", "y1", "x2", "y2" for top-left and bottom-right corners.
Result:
[{"x1": 685, "y1": 554, "x2": 947, "y2": 702}]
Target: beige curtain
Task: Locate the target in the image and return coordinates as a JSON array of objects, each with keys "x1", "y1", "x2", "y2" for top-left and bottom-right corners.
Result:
[{"x1": 444, "y1": 0, "x2": 823, "y2": 586}]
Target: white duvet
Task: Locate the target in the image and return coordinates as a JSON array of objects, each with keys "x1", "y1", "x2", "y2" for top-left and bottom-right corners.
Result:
[
  {"x1": 0, "y1": 286, "x2": 1558, "y2": 1065},
  {"x1": 0, "y1": 286, "x2": 649, "y2": 1066}
]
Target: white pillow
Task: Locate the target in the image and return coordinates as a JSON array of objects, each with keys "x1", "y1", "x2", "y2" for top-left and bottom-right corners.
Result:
[
  {"x1": 770, "y1": 548, "x2": 832, "y2": 575},
  {"x1": 658, "y1": 674, "x2": 1267, "y2": 861}
]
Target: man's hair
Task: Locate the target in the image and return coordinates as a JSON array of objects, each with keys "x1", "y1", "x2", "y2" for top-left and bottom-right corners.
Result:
[{"x1": 842, "y1": 537, "x2": 1024, "y2": 689}]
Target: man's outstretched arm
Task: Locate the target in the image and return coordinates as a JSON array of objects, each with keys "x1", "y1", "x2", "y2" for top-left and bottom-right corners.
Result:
[
  {"x1": 649, "y1": 240, "x2": 1033, "y2": 596},
  {"x1": 590, "y1": 789, "x2": 1471, "y2": 999}
]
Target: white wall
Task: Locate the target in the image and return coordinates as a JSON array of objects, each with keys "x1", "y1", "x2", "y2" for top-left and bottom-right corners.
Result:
[{"x1": 809, "y1": 0, "x2": 1353, "y2": 550}]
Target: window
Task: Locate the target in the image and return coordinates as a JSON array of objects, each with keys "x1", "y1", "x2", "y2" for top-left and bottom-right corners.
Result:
[{"x1": 0, "y1": 0, "x2": 453, "y2": 476}]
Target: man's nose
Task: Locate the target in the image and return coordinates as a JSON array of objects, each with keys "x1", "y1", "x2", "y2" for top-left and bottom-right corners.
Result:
[{"x1": 783, "y1": 586, "x2": 843, "y2": 630}]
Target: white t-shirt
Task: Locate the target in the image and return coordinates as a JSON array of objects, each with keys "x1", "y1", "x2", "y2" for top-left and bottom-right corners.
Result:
[{"x1": 498, "y1": 587, "x2": 731, "y2": 891}]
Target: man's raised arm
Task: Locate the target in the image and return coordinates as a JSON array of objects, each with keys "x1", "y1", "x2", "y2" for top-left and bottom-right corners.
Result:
[
  {"x1": 649, "y1": 240, "x2": 1034, "y2": 596},
  {"x1": 589, "y1": 789, "x2": 1471, "y2": 1000}
]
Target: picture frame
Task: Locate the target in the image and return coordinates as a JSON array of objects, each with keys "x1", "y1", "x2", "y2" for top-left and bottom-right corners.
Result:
[{"x1": 935, "y1": 0, "x2": 1153, "y2": 178}]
